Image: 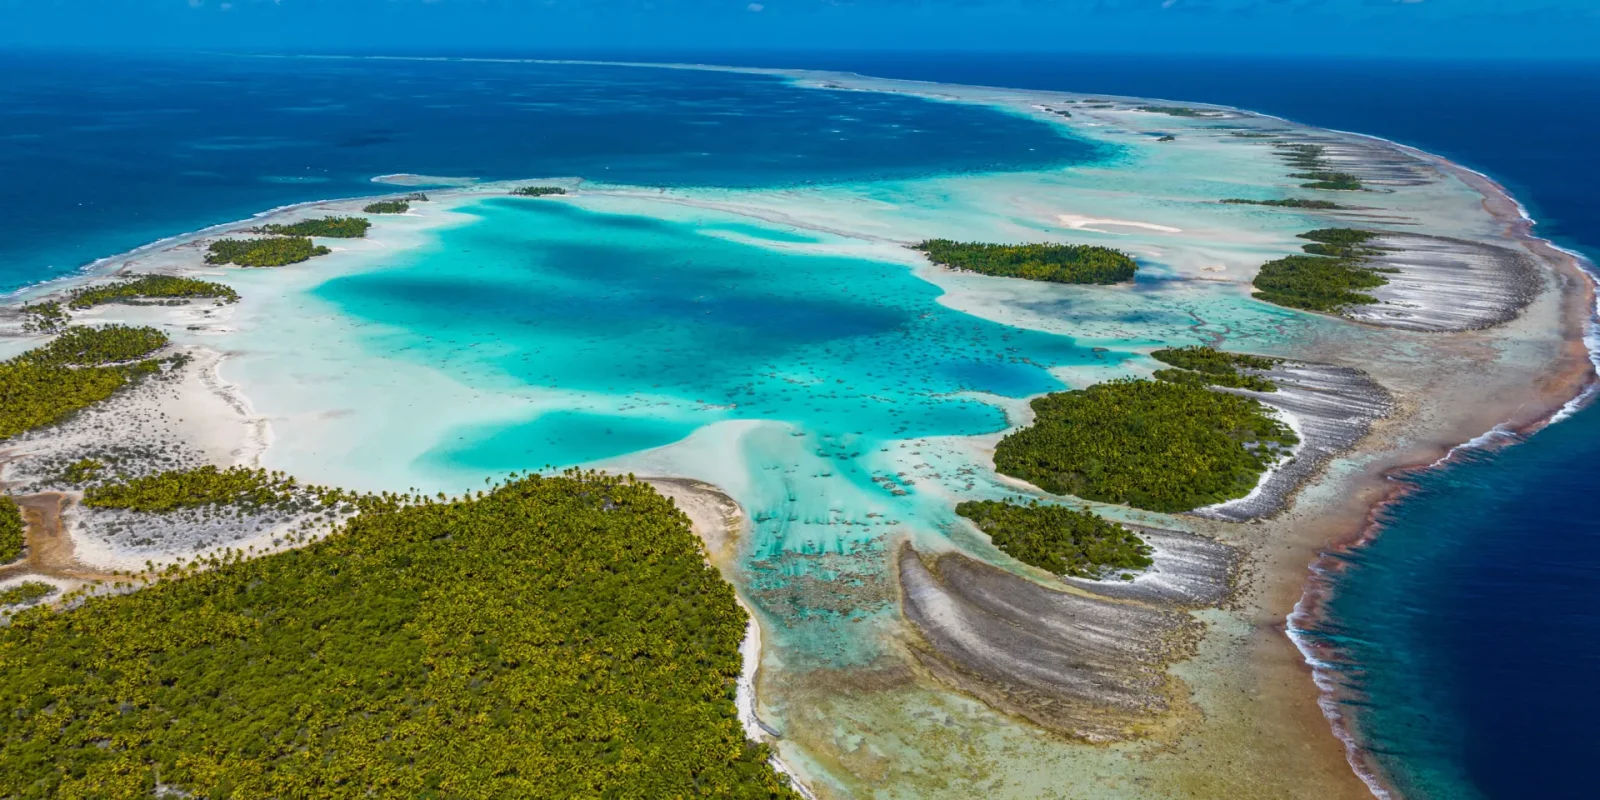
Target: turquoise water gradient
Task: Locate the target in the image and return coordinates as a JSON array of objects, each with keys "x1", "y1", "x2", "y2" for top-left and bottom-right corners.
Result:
[
  {"x1": 316, "y1": 198, "x2": 1120, "y2": 657},
  {"x1": 318, "y1": 198, "x2": 1096, "y2": 460}
]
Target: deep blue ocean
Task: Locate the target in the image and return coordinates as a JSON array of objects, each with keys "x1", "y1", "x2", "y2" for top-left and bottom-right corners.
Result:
[{"x1": 2, "y1": 49, "x2": 1597, "y2": 798}]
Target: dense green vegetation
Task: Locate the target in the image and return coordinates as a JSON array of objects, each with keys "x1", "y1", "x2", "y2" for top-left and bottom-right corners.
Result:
[
  {"x1": 254, "y1": 216, "x2": 371, "y2": 238},
  {"x1": 362, "y1": 200, "x2": 410, "y2": 214},
  {"x1": 1136, "y1": 106, "x2": 1214, "y2": 117},
  {"x1": 1221, "y1": 198, "x2": 1346, "y2": 210},
  {"x1": 0, "y1": 472, "x2": 797, "y2": 799},
  {"x1": 82, "y1": 466, "x2": 341, "y2": 514},
  {"x1": 511, "y1": 186, "x2": 567, "y2": 197},
  {"x1": 1252, "y1": 254, "x2": 1388, "y2": 311},
  {"x1": 0, "y1": 497, "x2": 23, "y2": 564},
  {"x1": 914, "y1": 240, "x2": 1137, "y2": 284},
  {"x1": 205, "y1": 237, "x2": 331, "y2": 267},
  {"x1": 1156, "y1": 135, "x2": 1176, "y2": 142},
  {"x1": 19, "y1": 302, "x2": 68, "y2": 334},
  {"x1": 14, "y1": 325, "x2": 168, "y2": 368},
  {"x1": 956, "y1": 499, "x2": 1152, "y2": 579},
  {"x1": 1151, "y1": 346, "x2": 1280, "y2": 392},
  {"x1": 0, "y1": 582, "x2": 54, "y2": 608},
  {"x1": 1291, "y1": 172, "x2": 1364, "y2": 191},
  {"x1": 1273, "y1": 143, "x2": 1365, "y2": 191},
  {"x1": 1299, "y1": 228, "x2": 1381, "y2": 254},
  {"x1": 1251, "y1": 228, "x2": 1393, "y2": 312},
  {"x1": 68, "y1": 275, "x2": 239, "y2": 309},
  {"x1": 0, "y1": 327, "x2": 167, "y2": 441},
  {"x1": 58, "y1": 458, "x2": 105, "y2": 484},
  {"x1": 993, "y1": 378, "x2": 1297, "y2": 513}
]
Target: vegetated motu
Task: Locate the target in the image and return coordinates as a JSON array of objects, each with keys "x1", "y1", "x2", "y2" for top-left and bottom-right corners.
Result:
[
  {"x1": 205, "y1": 237, "x2": 330, "y2": 268},
  {"x1": 993, "y1": 377, "x2": 1297, "y2": 513},
  {"x1": 0, "y1": 326, "x2": 168, "y2": 441},
  {"x1": 1135, "y1": 106, "x2": 1216, "y2": 117},
  {"x1": 1151, "y1": 346, "x2": 1280, "y2": 392},
  {"x1": 253, "y1": 216, "x2": 371, "y2": 238},
  {"x1": 511, "y1": 186, "x2": 567, "y2": 197},
  {"x1": 1291, "y1": 172, "x2": 1364, "y2": 191},
  {"x1": 68, "y1": 275, "x2": 238, "y2": 310},
  {"x1": 19, "y1": 302, "x2": 68, "y2": 334},
  {"x1": 914, "y1": 240, "x2": 1137, "y2": 285},
  {"x1": 0, "y1": 582, "x2": 54, "y2": 608},
  {"x1": 362, "y1": 200, "x2": 410, "y2": 214},
  {"x1": 1221, "y1": 198, "x2": 1346, "y2": 210},
  {"x1": 1252, "y1": 228, "x2": 1392, "y2": 312},
  {"x1": 82, "y1": 465, "x2": 348, "y2": 515},
  {"x1": 956, "y1": 499, "x2": 1152, "y2": 579},
  {"x1": 0, "y1": 472, "x2": 799, "y2": 800},
  {"x1": 1272, "y1": 143, "x2": 1365, "y2": 191},
  {"x1": 0, "y1": 497, "x2": 24, "y2": 564}
]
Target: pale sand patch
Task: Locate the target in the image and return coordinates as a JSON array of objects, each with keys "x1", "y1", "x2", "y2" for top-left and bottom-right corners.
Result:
[{"x1": 1056, "y1": 213, "x2": 1183, "y2": 234}]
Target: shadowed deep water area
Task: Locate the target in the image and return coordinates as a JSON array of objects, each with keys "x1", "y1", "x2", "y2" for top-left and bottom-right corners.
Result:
[{"x1": 0, "y1": 50, "x2": 1102, "y2": 291}]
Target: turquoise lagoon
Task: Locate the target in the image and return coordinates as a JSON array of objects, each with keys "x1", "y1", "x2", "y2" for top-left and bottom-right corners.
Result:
[{"x1": 187, "y1": 75, "x2": 1480, "y2": 794}]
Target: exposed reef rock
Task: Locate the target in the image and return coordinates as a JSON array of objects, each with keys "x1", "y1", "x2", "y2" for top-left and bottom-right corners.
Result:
[
  {"x1": 1194, "y1": 361, "x2": 1392, "y2": 522},
  {"x1": 1344, "y1": 233, "x2": 1543, "y2": 332},
  {"x1": 1061, "y1": 525, "x2": 1237, "y2": 606},
  {"x1": 1275, "y1": 134, "x2": 1441, "y2": 188},
  {"x1": 898, "y1": 545, "x2": 1209, "y2": 742}
]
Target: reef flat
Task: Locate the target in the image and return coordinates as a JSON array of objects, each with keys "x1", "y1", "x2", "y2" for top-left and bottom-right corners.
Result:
[{"x1": 0, "y1": 60, "x2": 1592, "y2": 800}]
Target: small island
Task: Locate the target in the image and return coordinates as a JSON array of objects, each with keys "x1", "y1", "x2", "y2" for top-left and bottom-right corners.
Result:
[
  {"x1": 1221, "y1": 198, "x2": 1347, "y2": 210},
  {"x1": 361, "y1": 200, "x2": 410, "y2": 214},
  {"x1": 1151, "y1": 346, "x2": 1280, "y2": 392},
  {"x1": 511, "y1": 186, "x2": 567, "y2": 197},
  {"x1": 914, "y1": 240, "x2": 1137, "y2": 284},
  {"x1": 956, "y1": 499, "x2": 1153, "y2": 579},
  {"x1": 1251, "y1": 228, "x2": 1391, "y2": 312},
  {"x1": 992, "y1": 377, "x2": 1297, "y2": 513},
  {"x1": 68, "y1": 275, "x2": 239, "y2": 309},
  {"x1": 253, "y1": 216, "x2": 372, "y2": 238},
  {"x1": 205, "y1": 237, "x2": 331, "y2": 268},
  {"x1": 1136, "y1": 106, "x2": 1218, "y2": 118},
  {"x1": 0, "y1": 325, "x2": 169, "y2": 440}
]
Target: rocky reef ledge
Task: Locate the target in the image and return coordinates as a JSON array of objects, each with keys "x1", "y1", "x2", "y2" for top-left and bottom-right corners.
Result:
[
  {"x1": 898, "y1": 523, "x2": 1238, "y2": 742},
  {"x1": 1195, "y1": 360, "x2": 1394, "y2": 523},
  {"x1": 1346, "y1": 233, "x2": 1544, "y2": 332}
]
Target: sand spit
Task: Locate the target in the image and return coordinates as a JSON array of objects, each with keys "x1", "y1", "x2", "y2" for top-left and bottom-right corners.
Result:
[
  {"x1": 1346, "y1": 233, "x2": 1543, "y2": 332},
  {"x1": 898, "y1": 544, "x2": 1204, "y2": 742},
  {"x1": 1196, "y1": 361, "x2": 1394, "y2": 523}
]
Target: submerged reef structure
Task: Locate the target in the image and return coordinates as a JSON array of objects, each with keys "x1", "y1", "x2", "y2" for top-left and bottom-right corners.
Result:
[
  {"x1": 897, "y1": 537, "x2": 1231, "y2": 742},
  {"x1": 1192, "y1": 360, "x2": 1393, "y2": 521},
  {"x1": 1252, "y1": 226, "x2": 1541, "y2": 330},
  {"x1": 1341, "y1": 233, "x2": 1543, "y2": 331}
]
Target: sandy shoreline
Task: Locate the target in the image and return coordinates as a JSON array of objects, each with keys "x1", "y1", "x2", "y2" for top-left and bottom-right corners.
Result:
[{"x1": 0, "y1": 61, "x2": 1592, "y2": 799}]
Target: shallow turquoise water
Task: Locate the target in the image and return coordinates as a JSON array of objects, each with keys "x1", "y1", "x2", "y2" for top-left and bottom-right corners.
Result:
[{"x1": 315, "y1": 197, "x2": 1124, "y2": 659}]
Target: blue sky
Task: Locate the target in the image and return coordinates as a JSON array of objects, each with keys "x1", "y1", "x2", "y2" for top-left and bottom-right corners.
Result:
[{"x1": 2, "y1": 1, "x2": 1595, "y2": 59}]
